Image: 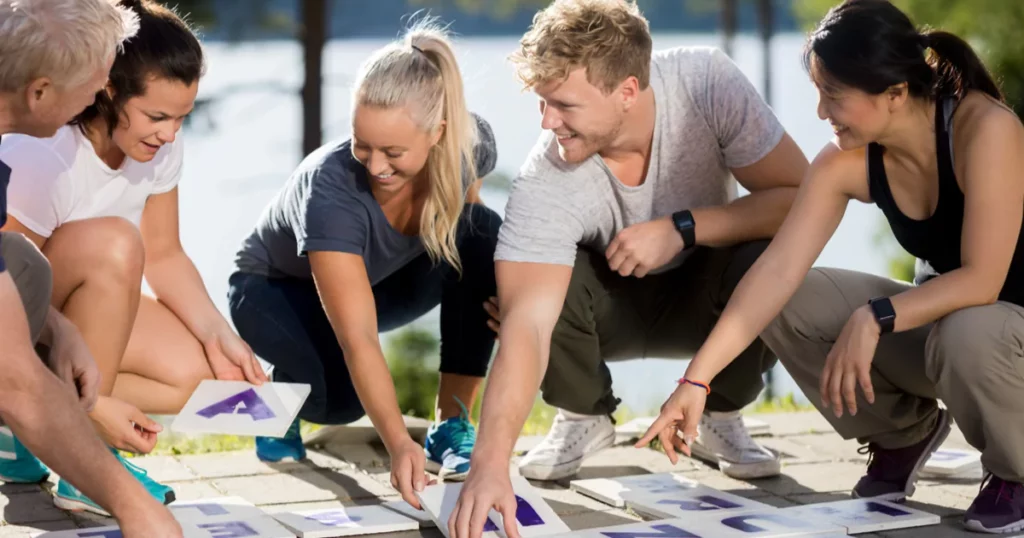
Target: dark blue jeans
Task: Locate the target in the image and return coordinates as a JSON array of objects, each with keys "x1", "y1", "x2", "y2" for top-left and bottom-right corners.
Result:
[{"x1": 227, "y1": 204, "x2": 501, "y2": 425}]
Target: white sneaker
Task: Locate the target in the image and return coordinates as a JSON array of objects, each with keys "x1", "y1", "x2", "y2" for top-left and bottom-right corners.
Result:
[
  {"x1": 518, "y1": 409, "x2": 616, "y2": 481},
  {"x1": 690, "y1": 411, "x2": 781, "y2": 479}
]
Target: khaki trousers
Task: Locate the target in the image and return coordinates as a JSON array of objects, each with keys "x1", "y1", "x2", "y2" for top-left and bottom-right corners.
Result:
[
  {"x1": 763, "y1": 267, "x2": 1024, "y2": 481},
  {"x1": 1, "y1": 232, "x2": 51, "y2": 344}
]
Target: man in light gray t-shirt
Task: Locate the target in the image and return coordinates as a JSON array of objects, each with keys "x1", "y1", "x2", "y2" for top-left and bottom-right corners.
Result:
[{"x1": 452, "y1": 3, "x2": 809, "y2": 533}]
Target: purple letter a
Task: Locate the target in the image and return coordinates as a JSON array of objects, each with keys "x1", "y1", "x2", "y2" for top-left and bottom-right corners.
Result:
[{"x1": 197, "y1": 389, "x2": 275, "y2": 421}]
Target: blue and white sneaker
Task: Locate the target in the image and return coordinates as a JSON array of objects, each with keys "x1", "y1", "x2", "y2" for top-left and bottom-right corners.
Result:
[
  {"x1": 0, "y1": 426, "x2": 49, "y2": 483},
  {"x1": 256, "y1": 417, "x2": 306, "y2": 462},
  {"x1": 424, "y1": 400, "x2": 476, "y2": 481},
  {"x1": 53, "y1": 449, "x2": 174, "y2": 516}
]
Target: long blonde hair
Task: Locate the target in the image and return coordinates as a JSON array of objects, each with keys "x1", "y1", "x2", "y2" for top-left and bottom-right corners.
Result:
[{"x1": 353, "y1": 20, "x2": 476, "y2": 274}]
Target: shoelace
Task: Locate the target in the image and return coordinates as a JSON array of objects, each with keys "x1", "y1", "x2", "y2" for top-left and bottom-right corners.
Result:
[
  {"x1": 704, "y1": 414, "x2": 763, "y2": 454},
  {"x1": 444, "y1": 396, "x2": 476, "y2": 455},
  {"x1": 978, "y1": 473, "x2": 1024, "y2": 507}
]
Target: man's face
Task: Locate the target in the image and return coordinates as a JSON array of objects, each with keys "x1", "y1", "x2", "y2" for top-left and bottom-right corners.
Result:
[
  {"x1": 19, "y1": 55, "x2": 113, "y2": 137},
  {"x1": 534, "y1": 67, "x2": 626, "y2": 164}
]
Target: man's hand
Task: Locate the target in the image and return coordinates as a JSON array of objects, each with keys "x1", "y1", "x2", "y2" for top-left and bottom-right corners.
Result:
[
  {"x1": 606, "y1": 217, "x2": 685, "y2": 278},
  {"x1": 449, "y1": 463, "x2": 520, "y2": 538},
  {"x1": 47, "y1": 315, "x2": 101, "y2": 413},
  {"x1": 89, "y1": 396, "x2": 162, "y2": 454}
]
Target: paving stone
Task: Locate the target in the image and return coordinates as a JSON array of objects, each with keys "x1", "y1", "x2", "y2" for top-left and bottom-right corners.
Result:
[
  {"x1": 126, "y1": 455, "x2": 198, "y2": 482},
  {"x1": 70, "y1": 512, "x2": 116, "y2": 528},
  {"x1": 0, "y1": 519, "x2": 77, "y2": 536},
  {"x1": 0, "y1": 492, "x2": 71, "y2": 524},
  {"x1": 304, "y1": 448, "x2": 358, "y2": 471},
  {"x1": 754, "y1": 461, "x2": 867, "y2": 497},
  {"x1": 169, "y1": 480, "x2": 227, "y2": 501},
  {"x1": 305, "y1": 417, "x2": 432, "y2": 447},
  {"x1": 561, "y1": 509, "x2": 640, "y2": 531},
  {"x1": 178, "y1": 450, "x2": 306, "y2": 479},
  {"x1": 0, "y1": 484, "x2": 45, "y2": 496},
  {"x1": 783, "y1": 433, "x2": 865, "y2": 462},
  {"x1": 745, "y1": 412, "x2": 835, "y2": 437},
  {"x1": 214, "y1": 468, "x2": 395, "y2": 505},
  {"x1": 322, "y1": 442, "x2": 391, "y2": 469}
]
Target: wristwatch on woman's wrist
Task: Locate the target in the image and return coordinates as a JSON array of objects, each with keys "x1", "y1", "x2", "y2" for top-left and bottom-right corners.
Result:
[{"x1": 672, "y1": 210, "x2": 696, "y2": 250}]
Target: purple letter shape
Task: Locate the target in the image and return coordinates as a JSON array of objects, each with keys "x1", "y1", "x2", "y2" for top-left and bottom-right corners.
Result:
[
  {"x1": 177, "y1": 503, "x2": 230, "y2": 516},
  {"x1": 656, "y1": 495, "x2": 742, "y2": 511},
  {"x1": 601, "y1": 524, "x2": 702, "y2": 538},
  {"x1": 197, "y1": 521, "x2": 259, "y2": 538},
  {"x1": 79, "y1": 531, "x2": 123, "y2": 538},
  {"x1": 196, "y1": 388, "x2": 275, "y2": 421},
  {"x1": 722, "y1": 514, "x2": 811, "y2": 533},
  {"x1": 306, "y1": 510, "x2": 364, "y2": 526},
  {"x1": 483, "y1": 495, "x2": 545, "y2": 531},
  {"x1": 865, "y1": 501, "x2": 911, "y2": 517}
]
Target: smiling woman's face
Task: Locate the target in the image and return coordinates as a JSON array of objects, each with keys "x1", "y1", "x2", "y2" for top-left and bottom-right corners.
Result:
[{"x1": 110, "y1": 75, "x2": 198, "y2": 162}]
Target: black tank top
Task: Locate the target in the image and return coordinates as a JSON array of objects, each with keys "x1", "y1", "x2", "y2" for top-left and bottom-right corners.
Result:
[{"x1": 867, "y1": 97, "x2": 1024, "y2": 306}]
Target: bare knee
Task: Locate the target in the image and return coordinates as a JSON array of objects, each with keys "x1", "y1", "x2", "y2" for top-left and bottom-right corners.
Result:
[{"x1": 47, "y1": 217, "x2": 144, "y2": 287}]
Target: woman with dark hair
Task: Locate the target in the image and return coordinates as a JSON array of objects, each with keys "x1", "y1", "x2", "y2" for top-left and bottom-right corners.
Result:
[
  {"x1": 638, "y1": 0, "x2": 1024, "y2": 533},
  {"x1": 0, "y1": 0, "x2": 265, "y2": 516}
]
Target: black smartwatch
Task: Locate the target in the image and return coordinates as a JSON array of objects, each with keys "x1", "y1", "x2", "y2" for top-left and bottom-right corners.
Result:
[
  {"x1": 868, "y1": 297, "x2": 896, "y2": 334},
  {"x1": 671, "y1": 209, "x2": 696, "y2": 250}
]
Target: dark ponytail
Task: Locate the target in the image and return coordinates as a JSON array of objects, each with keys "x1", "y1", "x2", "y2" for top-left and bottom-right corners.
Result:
[
  {"x1": 804, "y1": 0, "x2": 1002, "y2": 102},
  {"x1": 70, "y1": 0, "x2": 205, "y2": 137},
  {"x1": 922, "y1": 30, "x2": 1002, "y2": 101}
]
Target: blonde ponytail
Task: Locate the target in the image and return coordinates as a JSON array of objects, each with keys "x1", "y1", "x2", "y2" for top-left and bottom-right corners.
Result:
[{"x1": 353, "y1": 19, "x2": 476, "y2": 274}]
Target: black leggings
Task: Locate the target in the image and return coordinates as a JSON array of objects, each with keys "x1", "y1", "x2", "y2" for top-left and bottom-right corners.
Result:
[{"x1": 227, "y1": 204, "x2": 501, "y2": 425}]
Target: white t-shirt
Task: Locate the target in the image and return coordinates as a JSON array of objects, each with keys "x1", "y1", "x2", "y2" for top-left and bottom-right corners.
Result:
[{"x1": 0, "y1": 125, "x2": 183, "y2": 237}]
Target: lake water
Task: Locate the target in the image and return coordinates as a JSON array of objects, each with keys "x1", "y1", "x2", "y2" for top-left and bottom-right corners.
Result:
[{"x1": 176, "y1": 33, "x2": 896, "y2": 414}]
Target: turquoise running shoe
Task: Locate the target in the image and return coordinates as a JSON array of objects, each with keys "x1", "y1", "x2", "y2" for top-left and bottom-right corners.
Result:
[
  {"x1": 0, "y1": 427, "x2": 49, "y2": 483},
  {"x1": 256, "y1": 417, "x2": 306, "y2": 462},
  {"x1": 53, "y1": 449, "x2": 174, "y2": 516},
  {"x1": 424, "y1": 398, "x2": 476, "y2": 481}
]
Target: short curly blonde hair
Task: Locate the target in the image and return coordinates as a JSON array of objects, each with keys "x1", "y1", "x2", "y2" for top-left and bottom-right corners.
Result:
[{"x1": 510, "y1": 0, "x2": 652, "y2": 93}]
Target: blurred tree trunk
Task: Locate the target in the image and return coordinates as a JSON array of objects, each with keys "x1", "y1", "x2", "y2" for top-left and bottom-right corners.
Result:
[
  {"x1": 757, "y1": 0, "x2": 774, "y2": 107},
  {"x1": 720, "y1": 0, "x2": 737, "y2": 58},
  {"x1": 301, "y1": 0, "x2": 327, "y2": 157}
]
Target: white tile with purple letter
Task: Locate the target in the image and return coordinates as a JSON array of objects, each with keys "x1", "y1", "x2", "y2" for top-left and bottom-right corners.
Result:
[
  {"x1": 271, "y1": 502, "x2": 429, "y2": 537},
  {"x1": 416, "y1": 476, "x2": 570, "y2": 538},
  {"x1": 171, "y1": 380, "x2": 311, "y2": 438},
  {"x1": 169, "y1": 496, "x2": 266, "y2": 524},
  {"x1": 569, "y1": 473, "x2": 701, "y2": 508},
  {"x1": 35, "y1": 517, "x2": 295, "y2": 538},
  {"x1": 919, "y1": 448, "x2": 983, "y2": 480},
  {"x1": 545, "y1": 511, "x2": 846, "y2": 538},
  {"x1": 782, "y1": 498, "x2": 940, "y2": 533},
  {"x1": 620, "y1": 483, "x2": 772, "y2": 520}
]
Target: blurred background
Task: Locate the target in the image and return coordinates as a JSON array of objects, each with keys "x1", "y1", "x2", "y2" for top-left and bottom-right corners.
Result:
[{"x1": 144, "y1": 0, "x2": 1024, "y2": 431}]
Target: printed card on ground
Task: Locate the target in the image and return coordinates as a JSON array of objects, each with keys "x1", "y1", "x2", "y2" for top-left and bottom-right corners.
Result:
[
  {"x1": 169, "y1": 496, "x2": 266, "y2": 524},
  {"x1": 381, "y1": 499, "x2": 437, "y2": 527},
  {"x1": 271, "y1": 503, "x2": 429, "y2": 537},
  {"x1": 546, "y1": 512, "x2": 845, "y2": 538},
  {"x1": 782, "y1": 498, "x2": 940, "y2": 534},
  {"x1": 416, "y1": 475, "x2": 570, "y2": 538},
  {"x1": 569, "y1": 473, "x2": 701, "y2": 508},
  {"x1": 34, "y1": 517, "x2": 296, "y2": 538},
  {"x1": 171, "y1": 380, "x2": 311, "y2": 438},
  {"x1": 620, "y1": 484, "x2": 773, "y2": 520},
  {"x1": 920, "y1": 448, "x2": 983, "y2": 480}
]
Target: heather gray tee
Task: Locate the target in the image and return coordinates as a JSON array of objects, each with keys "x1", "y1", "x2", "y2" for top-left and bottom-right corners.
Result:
[
  {"x1": 495, "y1": 47, "x2": 785, "y2": 272},
  {"x1": 234, "y1": 114, "x2": 496, "y2": 285}
]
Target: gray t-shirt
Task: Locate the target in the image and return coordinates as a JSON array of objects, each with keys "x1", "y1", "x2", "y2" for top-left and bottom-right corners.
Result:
[
  {"x1": 234, "y1": 115, "x2": 496, "y2": 285},
  {"x1": 495, "y1": 47, "x2": 784, "y2": 272}
]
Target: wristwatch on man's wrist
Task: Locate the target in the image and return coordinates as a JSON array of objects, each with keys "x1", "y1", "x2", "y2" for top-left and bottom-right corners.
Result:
[{"x1": 671, "y1": 209, "x2": 696, "y2": 250}]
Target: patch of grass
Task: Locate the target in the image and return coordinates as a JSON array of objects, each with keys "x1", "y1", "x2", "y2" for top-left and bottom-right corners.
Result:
[{"x1": 748, "y1": 393, "x2": 815, "y2": 414}]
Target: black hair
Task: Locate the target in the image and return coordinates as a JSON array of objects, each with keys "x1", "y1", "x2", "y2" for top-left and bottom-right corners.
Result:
[
  {"x1": 803, "y1": 0, "x2": 1002, "y2": 102},
  {"x1": 71, "y1": 0, "x2": 205, "y2": 136}
]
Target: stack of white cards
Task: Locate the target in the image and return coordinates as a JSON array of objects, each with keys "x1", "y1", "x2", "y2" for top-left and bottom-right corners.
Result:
[
  {"x1": 271, "y1": 500, "x2": 435, "y2": 537},
  {"x1": 919, "y1": 448, "x2": 983, "y2": 480}
]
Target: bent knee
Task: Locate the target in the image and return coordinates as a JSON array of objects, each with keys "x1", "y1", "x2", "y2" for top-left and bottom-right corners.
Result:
[
  {"x1": 925, "y1": 304, "x2": 1022, "y2": 384},
  {"x1": 48, "y1": 217, "x2": 144, "y2": 282}
]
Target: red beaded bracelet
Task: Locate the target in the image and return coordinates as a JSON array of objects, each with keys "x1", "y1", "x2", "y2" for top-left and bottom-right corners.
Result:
[{"x1": 677, "y1": 378, "x2": 711, "y2": 394}]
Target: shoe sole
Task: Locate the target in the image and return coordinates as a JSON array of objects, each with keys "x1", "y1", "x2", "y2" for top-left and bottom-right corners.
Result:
[
  {"x1": 689, "y1": 442, "x2": 782, "y2": 480},
  {"x1": 963, "y1": 518, "x2": 1024, "y2": 534},
  {"x1": 53, "y1": 489, "x2": 176, "y2": 517},
  {"x1": 518, "y1": 429, "x2": 616, "y2": 482},
  {"x1": 852, "y1": 408, "x2": 952, "y2": 502}
]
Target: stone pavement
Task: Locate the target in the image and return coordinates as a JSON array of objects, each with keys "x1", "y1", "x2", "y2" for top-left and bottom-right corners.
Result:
[{"x1": 0, "y1": 412, "x2": 1004, "y2": 537}]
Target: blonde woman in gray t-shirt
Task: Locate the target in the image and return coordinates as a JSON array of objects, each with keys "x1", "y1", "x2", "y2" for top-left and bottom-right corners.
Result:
[{"x1": 450, "y1": 2, "x2": 809, "y2": 536}]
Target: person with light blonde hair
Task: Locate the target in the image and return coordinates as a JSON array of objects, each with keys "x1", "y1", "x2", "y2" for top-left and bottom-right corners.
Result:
[
  {"x1": 450, "y1": 1, "x2": 808, "y2": 535},
  {"x1": 228, "y1": 19, "x2": 500, "y2": 508},
  {"x1": 0, "y1": 0, "x2": 182, "y2": 536}
]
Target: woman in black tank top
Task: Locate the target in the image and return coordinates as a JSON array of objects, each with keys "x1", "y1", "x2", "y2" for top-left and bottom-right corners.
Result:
[{"x1": 641, "y1": 1, "x2": 1024, "y2": 533}]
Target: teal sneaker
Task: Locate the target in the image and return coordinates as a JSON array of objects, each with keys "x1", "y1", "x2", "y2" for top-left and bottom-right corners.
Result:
[
  {"x1": 53, "y1": 449, "x2": 174, "y2": 516},
  {"x1": 424, "y1": 398, "x2": 476, "y2": 481},
  {"x1": 0, "y1": 427, "x2": 49, "y2": 483},
  {"x1": 256, "y1": 417, "x2": 306, "y2": 462}
]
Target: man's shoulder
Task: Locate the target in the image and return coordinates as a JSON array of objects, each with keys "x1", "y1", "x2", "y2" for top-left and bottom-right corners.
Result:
[{"x1": 652, "y1": 45, "x2": 723, "y2": 79}]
